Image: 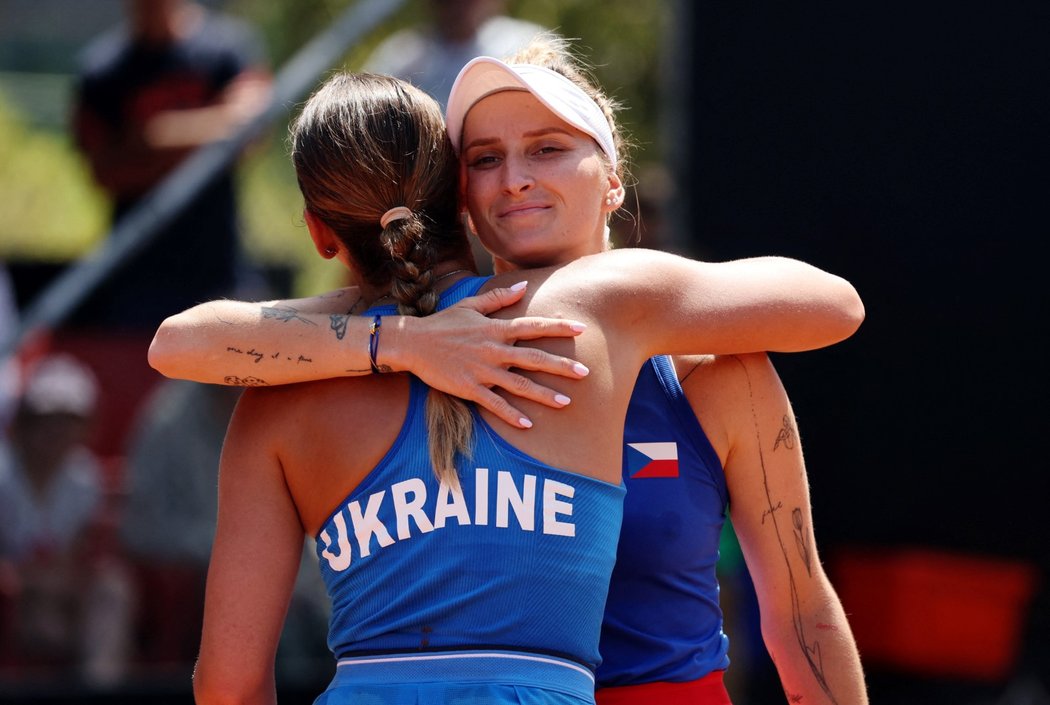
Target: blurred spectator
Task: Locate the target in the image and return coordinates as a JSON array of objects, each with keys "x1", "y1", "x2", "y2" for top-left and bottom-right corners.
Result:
[
  {"x1": 119, "y1": 379, "x2": 331, "y2": 681},
  {"x1": 365, "y1": 0, "x2": 547, "y2": 275},
  {"x1": 0, "y1": 354, "x2": 133, "y2": 685},
  {"x1": 70, "y1": 0, "x2": 272, "y2": 332},
  {"x1": 365, "y1": 0, "x2": 546, "y2": 107},
  {"x1": 119, "y1": 379, "x2": 239, "y2": 671},
  {"x1": 0, "y1": 265, "x2": 18, "y2": 428}
]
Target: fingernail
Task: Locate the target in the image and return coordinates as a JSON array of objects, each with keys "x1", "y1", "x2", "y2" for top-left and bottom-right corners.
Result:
[
  {"x1": 510, "y1": 281, "x2": 528, "y2": 292},
  {"x1": 519, "y1": 417, "x2": 533, "y2": 428},
  {"x1": 554, "y1": 394, "x2": 571, "y2": 406},
  {"x1": 569, "y1": 321, "x2": 587, "y2": 332},
  {"x1": 573, "y1": 363, "x2": 589, "y2": 377}
]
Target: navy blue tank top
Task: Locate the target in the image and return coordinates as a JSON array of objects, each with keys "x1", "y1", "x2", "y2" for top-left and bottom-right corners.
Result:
[{"x1": 597, "y1": 355, "x2": 730, "y2": 686}]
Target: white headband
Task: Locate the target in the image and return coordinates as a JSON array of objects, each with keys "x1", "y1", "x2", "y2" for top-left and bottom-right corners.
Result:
[{"x1": 446, "y1": 56, "x2": 617, "y2": 169}]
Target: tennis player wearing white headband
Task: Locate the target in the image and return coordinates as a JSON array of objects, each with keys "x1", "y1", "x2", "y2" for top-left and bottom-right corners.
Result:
[
  {"x1": 446, "y1": 55, "x2": 625, "y2": 273},
  {"x1": 447, "y1": 56, "x2": 618, "y2": 167},
  {"x1": 445, "y1": 46, "x2": 869, "y2": 705}
]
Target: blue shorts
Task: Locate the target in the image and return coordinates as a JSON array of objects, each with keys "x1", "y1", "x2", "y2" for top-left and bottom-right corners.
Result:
[{"x1": 313, "y1": 650, "x2": 596, "y2": 704}]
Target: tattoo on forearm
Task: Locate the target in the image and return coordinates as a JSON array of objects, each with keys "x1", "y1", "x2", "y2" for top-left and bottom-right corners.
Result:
[
  {"x1": 793, "y1": 508, "x2": 813, "y2": 577},
  {"x1": 330, "y1": 314, "x2": 349, "y2": 340},
  {"x1": 774, "y1": 414, "x2": 797, "y2": 451},
  {"x1": 226, "y1": 346, "x2": 313, "y2": 365},
  {"x1": 734, "y1": 357, "x2": 838, "y2": 705},
  {"x1": 227, "y1": 346, "x2": 264, "y2": 363},
  {"x1": 788, "y1": 694, "x2": 803, "y2": 704},
  {"x1": 224, "y1": 375, "x2": 268, "y2": 386},
  {"x1": 261, "y1": 306, "x2": 317, "y2": 325}
]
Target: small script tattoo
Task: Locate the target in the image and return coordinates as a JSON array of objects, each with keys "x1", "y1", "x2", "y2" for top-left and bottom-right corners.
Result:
[
  {"x1": 227, "y1": 346, "x2": 265, "y2": 363},
  {"x1": 761, "y1": 500, "x2": 783, "y2": 524},
  {"x1": 261, "y1": 306, "x2": 317, "y2": 325},
  {"x1": 774, "y1": 414, "x2": 797, "y2": 451},
  {"x1": 227, "y1": 346, "x2": 313, "y2": 365}
]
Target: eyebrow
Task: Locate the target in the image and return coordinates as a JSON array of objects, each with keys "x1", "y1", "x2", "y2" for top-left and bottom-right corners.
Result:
[{"x1": 462, "y1": 126, "x2": 577, "y2": 153}]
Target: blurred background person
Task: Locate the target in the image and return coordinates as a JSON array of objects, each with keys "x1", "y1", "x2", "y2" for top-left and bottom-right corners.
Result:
[
  {"x1": 364, "y1": 0, "x2": 545, "y2": 108},
  {"x1": 364, "y1": 0, "x2": 548, "y2": 274},
  {"x1": 117, "y1": 379, "x2": 239, "y2": 674},
  {"x1": 0, "y1": 264, "x2": 19, "y2": 430},
  {"x1": 70, "y1": 0, "x2": 272, "y2": 332},
  {"x1": 0, "y1": 354, "x2": 133, "y2": 686},
  {"x1": 119, "y1": 378, "x2": 331, "y2": 682}
]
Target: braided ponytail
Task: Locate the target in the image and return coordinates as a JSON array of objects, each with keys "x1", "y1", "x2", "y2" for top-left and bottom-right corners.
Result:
[
  {"x1": 382, "y1": 214, "x2": 473, "y2": 489},
  {"x1": 291, "y1": 72, "x2": 476, "y2": 488}
]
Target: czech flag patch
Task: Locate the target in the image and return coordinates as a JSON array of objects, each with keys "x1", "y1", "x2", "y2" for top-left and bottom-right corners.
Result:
[{"x1": 626, "y1": 442, "x2": 679, "y2": 478}]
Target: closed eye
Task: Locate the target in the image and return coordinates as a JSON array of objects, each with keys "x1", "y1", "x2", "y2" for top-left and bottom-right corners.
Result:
[{"x1": 534, "y1": 145, "x2": 564, "y2": 156}]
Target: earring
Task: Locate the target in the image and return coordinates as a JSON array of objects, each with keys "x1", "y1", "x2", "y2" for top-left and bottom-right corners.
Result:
[
  {"x1": 324, "y1": 247, "x2": 338, "y2": 257},
  {"x1": 605, "y1": 197, "x2": 613, "y2": 205}
]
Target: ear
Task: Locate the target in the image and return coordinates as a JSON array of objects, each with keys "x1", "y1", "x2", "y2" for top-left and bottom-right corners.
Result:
[
  {"x1": 603, "y1": 173, "x2": 626, "y2": 214},
  {"x1": 304, "y1": 209, "x2": 339, "y2": 259}
]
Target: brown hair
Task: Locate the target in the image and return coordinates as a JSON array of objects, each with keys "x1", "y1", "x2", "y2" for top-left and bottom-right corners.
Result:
[{"x1": 290, "y1": 72, "x2": 474, "y2": 487}]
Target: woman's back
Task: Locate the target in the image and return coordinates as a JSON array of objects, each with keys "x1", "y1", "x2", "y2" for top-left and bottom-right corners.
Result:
[
  {"x1": 311, "y1": 376, "x2": 621, "y2": 664},
  {"x1": 226, "y1": 271, "x2": 646, "y2": 701}
]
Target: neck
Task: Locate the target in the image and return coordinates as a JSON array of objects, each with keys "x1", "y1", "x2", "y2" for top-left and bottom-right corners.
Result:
[{"x1": 357, "y1": 259, "x2": 478, "y2": 308}]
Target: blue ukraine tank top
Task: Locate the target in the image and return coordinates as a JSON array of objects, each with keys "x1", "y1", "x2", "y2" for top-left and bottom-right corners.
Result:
[
  {"x1": 596, "y1": 354, "x2": 731, "y2": 686},
  {"x1": 315, "y1": 277, "x2": 626, "y2": 672}
]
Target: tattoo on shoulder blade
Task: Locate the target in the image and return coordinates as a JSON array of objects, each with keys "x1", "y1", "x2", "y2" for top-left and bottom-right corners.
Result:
[{"x1": 261, "y1": 306, "x2": 317, "y2": 325}]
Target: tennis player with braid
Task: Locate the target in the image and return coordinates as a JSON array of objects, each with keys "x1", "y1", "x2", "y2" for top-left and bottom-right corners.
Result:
[{"x1": 162, "y1": 42, "x2": 867, "y2": 705}]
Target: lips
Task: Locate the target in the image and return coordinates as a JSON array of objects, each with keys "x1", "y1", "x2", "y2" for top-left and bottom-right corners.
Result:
[{"x1": 499, "y1": 202, "x2": 550, "y2": 218}]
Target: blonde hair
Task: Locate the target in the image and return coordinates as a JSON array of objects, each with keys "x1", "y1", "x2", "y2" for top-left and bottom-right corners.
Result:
[
  {"x1": 290, "y1": 72, "x2": 474, "y2": 487},
  {"x1": 506, "y1": 34, "x2": 631, "y2": 182}
]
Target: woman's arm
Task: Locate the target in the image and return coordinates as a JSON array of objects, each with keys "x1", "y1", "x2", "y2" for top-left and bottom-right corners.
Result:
[
  {"x1": 149, "y1": 282, "x2": 589, "y2": 429},
  {"x1": 581, "y1": 249, "x2": 864, "y2": 356},
  {"x1": 716, "y1": 354, "x2": 868, "y2": 704},
  {"x1": 193, "y1": 391, "x2": 304, "y2": 705}
]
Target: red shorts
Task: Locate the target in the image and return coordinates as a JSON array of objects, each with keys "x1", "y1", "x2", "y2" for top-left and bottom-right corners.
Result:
[{"x1": 595, "y1": 671, "x2": 732, "y2": 705}]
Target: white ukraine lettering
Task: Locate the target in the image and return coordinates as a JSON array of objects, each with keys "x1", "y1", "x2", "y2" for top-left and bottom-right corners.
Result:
[
  {"x1": 321, "y1": 469, "x2": 579, "y2": 571},
  {"x1": 348, "y1": 491, "x2": 395, "y2": 557},
  {"x1": 474, "y1": 467, "x2": 489, "y2": 525},
  {"x1": 543, "y1": 479, "x2": 575, "y2": 537},
  {"x1": 391, "y1": 478, "x2": 435, "y2": 539},
  {"x1": 319, "y1": 513, "x2": 353, "y2": 572},
  {"x1": 495, "y1": 470, "x2": 536, "y2": 531},
  {"x1": 433, "y1": 480, "x2": 471, "y2": 528}
]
